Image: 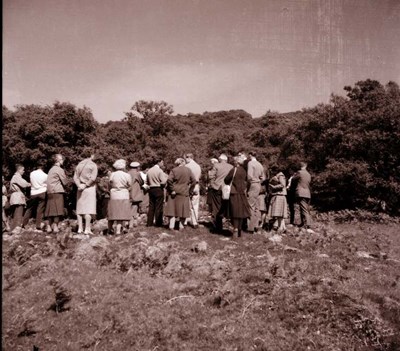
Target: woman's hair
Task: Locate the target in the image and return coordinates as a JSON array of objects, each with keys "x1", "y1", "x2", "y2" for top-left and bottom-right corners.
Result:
[
  {"x1": 15, "y1": 164, "x2": 24, "y2": 172},
  {"x1": 82, "y1": 148, "x2": 95, "y2": 159},
  {"x1": 174, "y1": 158, "x2": 185, "y2": 165},
  {"x1": 233, "y1": 156, "x2": 243, "y2": 165},
  {"x1": 52, "y1": 154, "x2": 63, "y2": 164}
]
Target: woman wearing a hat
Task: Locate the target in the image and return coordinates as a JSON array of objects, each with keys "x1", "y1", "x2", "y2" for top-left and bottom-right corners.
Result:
[{"x1": 108, "y1": 159, "x2": 132, "y2": 235}]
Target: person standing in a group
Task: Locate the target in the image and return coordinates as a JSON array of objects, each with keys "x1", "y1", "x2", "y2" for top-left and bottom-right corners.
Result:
[
  {"x1": 267, "y1": 166, "x2": 288, "y2": 233},
  {"x1": 224, "y1": 156, "x2": 251, "y2": 238},
  {"x1": 73, "y1": 152, "x2": 98, "y2": 235},
  {"x1": 165, "y1": 158, "x2": 196, "y2": 230},
  {"x1": 108, "y1": 159, "x2": 132, "y2": 235},
  {"x1": 146, "y1": 159, "x2": 168, "y2": 227},
  {"x1": 45, "y1": 154, "x2": 69, "y2": 233},
  {"x1": 286, "y1": 164, "x2": 298, "y2": 226},
  {"x1": 22, "y1": 160, "x2": 48, "y2": 232},
  {"x1": 246, "y1": 152, "x2": 265, "y2": 233},
  {"x1": 292, "y1": 162, "x2": 312, "y2": 230},
  {"x1": 208, "y1": 154, "x2": 233, "y2": 233},
  {"x1": 9, "y1": 164, "x2": 31, "y2": 232},
  {"x1": 128, "y1": 161, "x2": 145, "y2": 229},
  {"x1": 184, "y1": 153, "x2": 201, "y2": 228},
  {"x1": 206, "y1": 158, "x2": 219, "y2": 214}
]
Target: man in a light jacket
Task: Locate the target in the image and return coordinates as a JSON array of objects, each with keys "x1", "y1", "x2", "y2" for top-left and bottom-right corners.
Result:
[{"x1": 9, "y1": 164, "x2": 31, "y2": 232}]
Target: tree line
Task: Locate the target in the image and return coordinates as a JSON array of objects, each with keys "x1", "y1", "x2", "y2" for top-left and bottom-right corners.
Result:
[{"x1": 2, "y1": 79, "x2": 400, "y2": 214}]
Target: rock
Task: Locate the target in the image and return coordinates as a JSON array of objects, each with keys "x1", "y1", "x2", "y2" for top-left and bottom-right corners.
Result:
[
  {"x1": 75, "y1": 236, "x2": 110, "y2": 262},
  {"x1": 92, "y1": 219, "x2": 108, "y2": 234},
  {"x1": 283, "y1": 245, "x2": 301, "y2": 253},
  {"x1": 144, "y1": 245, "x2": 169, "y2": 268},
  {"x1": 192, "y1": 241, "x2": 208, "y2": 253},
  {"x1": 268, "y1": 234, "x2": 282, "y2": 243},
  {"x1": 164, "y1": 253, "x2": 184, "y2": 274},
  {"x1": 317, "y1": 253, "x2": 330, "y2": 258},
  {"x1": 159, "y1": 232, "x2": 173, "y2": 240},
  {"x1": 139, "y1": 231, "x2": 149, "y2": 237},
  {"x1": 356, "y1": 251, "x2": 376, "y2": 259}
]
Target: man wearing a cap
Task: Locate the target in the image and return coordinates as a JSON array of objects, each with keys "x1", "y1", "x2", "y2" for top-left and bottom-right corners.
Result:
[
  {"x1": 208, "y1": 154, "x2": 233, "y2": 232},
  {"x1": 184, "y1": 153, "x2": 201, "y2": 229},
  {"x1": 128, "y1": 161, "x2": 145, "y2": 228}
]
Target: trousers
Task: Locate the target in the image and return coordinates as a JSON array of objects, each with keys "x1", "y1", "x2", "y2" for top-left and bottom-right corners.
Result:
[
  {"x1": 147, "y1": 187, "x2": 164, "y2": 227},
  {"x1": 247, "y1": 182, "x2": 261, "y2": 231}
]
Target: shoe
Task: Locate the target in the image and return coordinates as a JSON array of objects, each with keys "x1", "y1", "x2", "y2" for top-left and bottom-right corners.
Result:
[
  {"x1": 84, "y1": 230, "x2": 94, "y2": 235},
  {"x1": 192, "y1": 225, "x2": 199, "y2": 229}
]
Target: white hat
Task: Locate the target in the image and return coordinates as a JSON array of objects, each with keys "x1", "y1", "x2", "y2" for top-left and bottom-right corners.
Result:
[
  {"x1": 113, "y1": 159, "x2": 126, "y2": 170},
  {"x1": 130, "y1": 161, "x2": 140, "y2": 168},
  {"x1": 218, "y1": 154, "x2": 228, "y2": 161},
  {"x1": 210, "y1": 158, "x2": 219, "y2": 163}
]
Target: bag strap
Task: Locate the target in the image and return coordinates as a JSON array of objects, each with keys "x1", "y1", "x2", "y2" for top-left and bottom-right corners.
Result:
[{"x1": 229, "y1": 167, "x2": 237, "y2": 188}]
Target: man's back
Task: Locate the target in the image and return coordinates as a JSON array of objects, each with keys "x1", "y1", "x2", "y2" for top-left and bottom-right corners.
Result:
[
  {"x1": 147, "y1": 165, "x2": 168, "y2": 187},
  {"x1": 210, "y1": 162, "x2": 233, "y2": 190},
  {"x1": 295, "y1": 169, "x2": 311, "y2": 198}
]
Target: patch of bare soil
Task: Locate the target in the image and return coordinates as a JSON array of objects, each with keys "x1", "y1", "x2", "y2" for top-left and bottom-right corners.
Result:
[{"x1": 2, "y1": 213, "x2": 400, "y2": 350}]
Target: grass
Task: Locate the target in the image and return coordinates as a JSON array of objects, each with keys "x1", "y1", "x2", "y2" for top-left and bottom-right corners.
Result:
[{"x1": 2, "y1": 212, "x2": 400, "y2": 350}]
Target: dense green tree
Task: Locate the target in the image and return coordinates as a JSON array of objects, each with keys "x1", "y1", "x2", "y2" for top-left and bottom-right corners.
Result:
[{"x1": 2, "y1": 80, "x2": 399, "y2": 214}]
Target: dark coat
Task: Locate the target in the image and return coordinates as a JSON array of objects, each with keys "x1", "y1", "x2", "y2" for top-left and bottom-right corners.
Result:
[
  {"x1": 292, "y1": 169, "x2": 311, "y2": 199},
  {"x1": 224, "y1": 166, "x2": 250, "y2": 219}
]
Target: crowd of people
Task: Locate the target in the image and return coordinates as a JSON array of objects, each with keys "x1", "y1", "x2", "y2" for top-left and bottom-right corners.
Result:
[{"x1": 2, "y1": 150, "x2": 313, "y2": 238}]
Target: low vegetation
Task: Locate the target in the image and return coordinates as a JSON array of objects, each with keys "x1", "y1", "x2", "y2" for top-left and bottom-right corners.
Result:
[{"x1": 2, "y1": 206, "x2": 400, "y2": 350}]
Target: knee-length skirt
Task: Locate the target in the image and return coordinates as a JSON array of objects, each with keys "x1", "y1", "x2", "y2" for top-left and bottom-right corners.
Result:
[
  {"x1": 227, "y1": 193, "x2": 251, "y2": 219},
  {"x1": 45, "y1": 193, "x2": 64, "y2": 217},
  {"x1": 108, "y1": 190, "x2": 131, "y2": 221},
  {"x1": 268, "y1": 195, "x2": 288, "y2": 219},
  {"x1": 76, "y1": 185, "x2": 96, "y2": 215},
  {"x1": 164, "y1": 194, "x2": 190, "y2": 218}
]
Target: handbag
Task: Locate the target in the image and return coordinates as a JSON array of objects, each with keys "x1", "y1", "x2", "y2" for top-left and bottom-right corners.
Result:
[{"x1": 221, "y1": 167, "x2": 237, "y2": 200}]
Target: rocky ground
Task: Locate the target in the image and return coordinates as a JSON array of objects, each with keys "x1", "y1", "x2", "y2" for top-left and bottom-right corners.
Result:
[{"x1": 2, "y1": 209, "x2": 400, "y2": 351}]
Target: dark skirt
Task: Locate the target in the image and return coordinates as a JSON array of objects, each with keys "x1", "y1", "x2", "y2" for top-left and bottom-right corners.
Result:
[
  {"x1": 108, "y1": 199, "x2": 131, "y2": 221},
  {"x1": 227, "y1": 193, "x2": 251, "y2": 219},
  {"x1": 45, "y1": 193, "x2": 64, "y2": 217},
  {"x1": 164, "y1": 194, "x2": 190, "y2": 218}
]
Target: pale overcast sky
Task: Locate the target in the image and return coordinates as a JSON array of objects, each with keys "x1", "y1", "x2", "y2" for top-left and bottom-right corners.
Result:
[{"x1": 3, "y1": 0, "x2": 400, "y2": 122}]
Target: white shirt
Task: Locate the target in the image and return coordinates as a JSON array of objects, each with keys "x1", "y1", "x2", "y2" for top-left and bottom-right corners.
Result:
[
  {"x1": 30, "y1": 169, "x2": 48, "y2": 195},
  {"x1": 185, "y1": 160, "x2": 201, "y2": 182}
]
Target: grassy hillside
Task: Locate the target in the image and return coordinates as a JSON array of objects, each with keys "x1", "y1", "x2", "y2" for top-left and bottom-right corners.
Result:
[{"x1": 3, "y1": 205, "x2": 399, "y2": 350}]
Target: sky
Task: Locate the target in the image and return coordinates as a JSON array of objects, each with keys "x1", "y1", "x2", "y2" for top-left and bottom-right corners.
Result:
[{"x1": 3, "y1": 0, "x2": 400, "y2": 122}]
